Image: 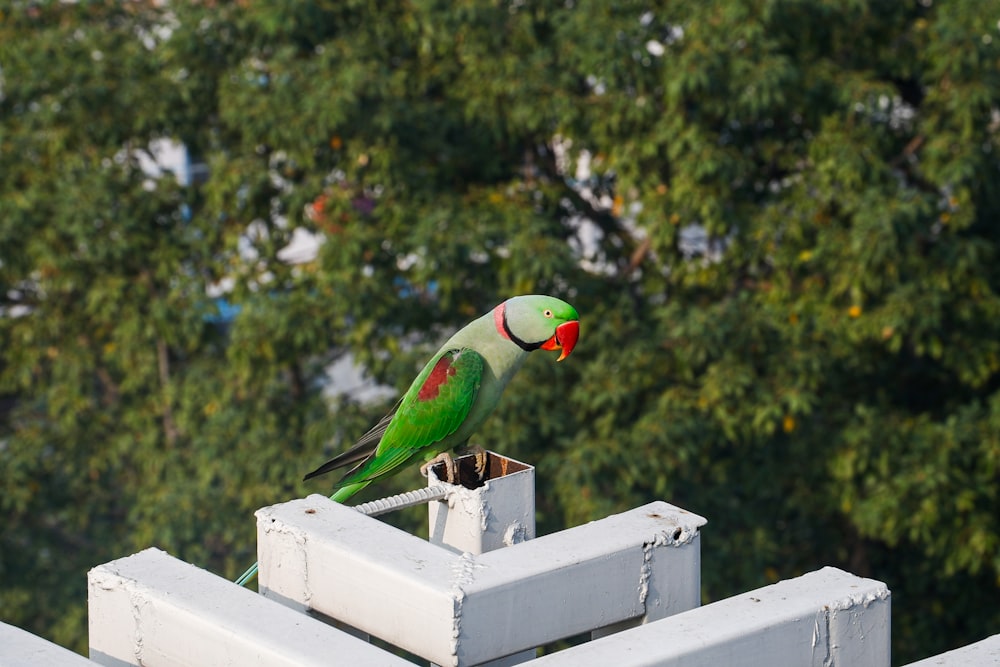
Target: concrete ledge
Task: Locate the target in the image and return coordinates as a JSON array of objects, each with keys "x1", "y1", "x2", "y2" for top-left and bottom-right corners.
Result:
[
  {"x1": 0, "y1": 621, "x2": 95, "y2": 665},
  {"x1": 530, "y1": 566, "x2": 891, "y2": 667},
  {"x1": 88, "y1": 548, "x2": 410, "y2": 667}
]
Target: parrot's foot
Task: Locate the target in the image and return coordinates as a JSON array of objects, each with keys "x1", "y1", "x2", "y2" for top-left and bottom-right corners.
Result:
[
  {"x1": 466, "y1": 444, "x2": 488, "y2": 481},
  {"x1": 420, "y1": 451, "x2": 457, "y2": 484}
]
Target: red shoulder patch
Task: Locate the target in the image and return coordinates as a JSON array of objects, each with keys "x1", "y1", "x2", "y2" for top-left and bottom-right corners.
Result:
[{"x1": 418, "y1": 353, "x2": 458, "y2": 401}]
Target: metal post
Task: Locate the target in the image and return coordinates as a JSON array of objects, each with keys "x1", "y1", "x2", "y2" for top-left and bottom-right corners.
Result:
[
  {"x1": 427, "y1": 451, "x2": 536, "y2": 554},
  {"x1": 427, "y1": 451, "x2": 537, "y2": 666}
]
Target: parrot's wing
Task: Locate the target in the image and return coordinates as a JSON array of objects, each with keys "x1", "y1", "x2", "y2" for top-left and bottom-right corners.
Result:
[
  {"x1": 302, "y1": 402, "x2": 400, "y2": 481},
  {"x1": 334, "y1": 348, "x2": 484, "y2": 487}
]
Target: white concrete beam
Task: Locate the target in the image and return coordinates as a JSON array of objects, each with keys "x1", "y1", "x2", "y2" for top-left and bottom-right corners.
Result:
[
  {"x1": 530, "y1": 566, "x2": 891, "y2": 667},
  {"x1": 257, "y1": 495, "x2": 706, "y2": 667},
  {"x1": 88, "y1": 548, "x2": 410, "y2": 667},
  {"x1": 903, "y1": 632, "x2": 1000, "y2": 666},
  {"x1": 0, "y1": 621, "x2": 95, "y2": 665}
]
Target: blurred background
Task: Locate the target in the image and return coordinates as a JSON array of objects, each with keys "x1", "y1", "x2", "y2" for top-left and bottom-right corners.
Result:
[{"x1": 1, "y1": 2, "x2": 998, "y2": 663}]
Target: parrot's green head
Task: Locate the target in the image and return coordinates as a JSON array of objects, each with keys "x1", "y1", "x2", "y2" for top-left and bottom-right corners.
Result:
[{"x1": 496, "y1": 295, "x2": 580, "y2": 361}]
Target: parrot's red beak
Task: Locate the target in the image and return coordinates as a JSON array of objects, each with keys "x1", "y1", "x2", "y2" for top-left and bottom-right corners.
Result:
[{"x1": 541, "y1": 320, "x2": 579, "y2": 362}]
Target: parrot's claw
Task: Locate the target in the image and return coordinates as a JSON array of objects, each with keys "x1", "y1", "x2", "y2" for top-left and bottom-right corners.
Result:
[
  {"x1": 468, "y1": 444, "x2": 488, "y2": 481},
  {"x1": 420, "y1": 451, "x2": 457, "y2": 484}
]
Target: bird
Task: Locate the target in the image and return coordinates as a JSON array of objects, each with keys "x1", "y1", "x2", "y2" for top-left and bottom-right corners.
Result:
[{"x1": 235, "y1": 294, "x2": 579, "y2": 586}]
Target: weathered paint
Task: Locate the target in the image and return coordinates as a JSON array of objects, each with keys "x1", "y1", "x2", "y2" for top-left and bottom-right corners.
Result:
[{"x1": 531, "y1": 566, "x2": 890, "y2": 667}]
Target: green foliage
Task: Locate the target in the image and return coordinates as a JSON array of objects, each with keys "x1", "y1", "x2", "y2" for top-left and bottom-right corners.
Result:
[{"x1": 2, "y1": 1, "x2": 999, "y2": 663}]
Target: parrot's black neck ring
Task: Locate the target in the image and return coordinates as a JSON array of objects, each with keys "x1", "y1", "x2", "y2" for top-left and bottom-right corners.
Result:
[{"x1": 502, "y1": 309, "x2": 543, "y2": 352}]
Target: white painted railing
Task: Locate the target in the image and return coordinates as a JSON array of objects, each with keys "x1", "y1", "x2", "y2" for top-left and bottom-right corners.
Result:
[{"x1": 3, "y1": 452, "x2": 998, "y2": 665}]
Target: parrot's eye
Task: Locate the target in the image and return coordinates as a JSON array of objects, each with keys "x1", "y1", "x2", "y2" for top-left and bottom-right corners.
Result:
[{"x1": 543, "y1": 309, "x2": 553, "y2": 318}]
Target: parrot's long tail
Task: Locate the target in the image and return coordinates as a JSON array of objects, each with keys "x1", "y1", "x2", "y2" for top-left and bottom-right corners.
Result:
[
  {"x1": 235, "y1": 562, "x2": 258, "y2": 587},
  {"x1": 234, "y1": 481, "x2": 372, "y2": 587},
  {"x1": 330, "y1": 481, "x2": 370, "y2": 504}
]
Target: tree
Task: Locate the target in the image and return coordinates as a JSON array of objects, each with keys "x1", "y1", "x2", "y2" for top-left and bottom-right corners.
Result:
[{"x1": 1, "y1": 1, "x2": 998, "y2": 663}]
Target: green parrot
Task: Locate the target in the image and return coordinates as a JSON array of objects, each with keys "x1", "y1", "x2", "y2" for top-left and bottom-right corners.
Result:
[{"x1": 236, "y1": 294, "x2": 579, "y2": 586}]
